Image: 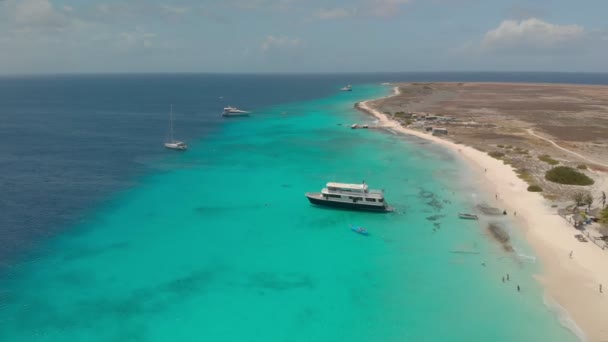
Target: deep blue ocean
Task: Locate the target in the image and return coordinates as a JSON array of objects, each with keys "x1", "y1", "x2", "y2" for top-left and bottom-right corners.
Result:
[{"x1": 1, "y1": 72, "x2": 607, "y2": 341}]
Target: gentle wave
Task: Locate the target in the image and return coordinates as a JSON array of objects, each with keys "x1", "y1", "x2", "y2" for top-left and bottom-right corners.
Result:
[
  {"x1": 513, "y1": 246, "x2": 538, "y2": 263},
  {"x1": 543, "y1": 293, "x2": 588, "y2": 342}
]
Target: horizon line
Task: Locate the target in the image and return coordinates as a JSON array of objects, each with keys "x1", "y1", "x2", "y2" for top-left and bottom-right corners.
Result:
[{"x1": 1, "y1": 70, "x2": 608, "y2": 78}]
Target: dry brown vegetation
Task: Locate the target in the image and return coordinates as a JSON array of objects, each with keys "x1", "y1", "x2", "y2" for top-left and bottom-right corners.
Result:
[{"x1": 370, "y1": 82, "x2": 608, "y2": 201}]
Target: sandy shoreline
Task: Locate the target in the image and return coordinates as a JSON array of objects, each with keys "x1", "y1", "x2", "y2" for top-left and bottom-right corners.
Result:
[{"x1": 358, "y1": 87, "x2": 608, "y2": 342}]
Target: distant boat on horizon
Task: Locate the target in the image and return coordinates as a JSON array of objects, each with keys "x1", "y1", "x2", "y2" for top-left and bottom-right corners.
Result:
[
  {"x1": 222, "y1": 106, "x2": 250, "y2": 117},
  {"x1": 340, "y1": 84, "x2": 353, "y2": 91},
  {"x1": 164, "y1": 105, "x2": 187, "y2": 151}
]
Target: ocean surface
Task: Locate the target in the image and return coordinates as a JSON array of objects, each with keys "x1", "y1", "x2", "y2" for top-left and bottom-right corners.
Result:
[{"x1": 1, "y1": 72, "x2": 606, "y2": 341}]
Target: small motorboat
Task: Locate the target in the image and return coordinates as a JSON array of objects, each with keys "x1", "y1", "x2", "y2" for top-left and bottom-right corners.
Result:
[
  {"x1": 458, "y1": 213, "x2": 479, "y2": 220},
  {"x1": 351, "y1": 225, "x2": 369, "y2": 236}
]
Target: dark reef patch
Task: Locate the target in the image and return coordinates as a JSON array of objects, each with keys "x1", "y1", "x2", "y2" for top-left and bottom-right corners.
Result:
[{"x1": 426, "y1": 214, "x2": 444, "y2": 221}]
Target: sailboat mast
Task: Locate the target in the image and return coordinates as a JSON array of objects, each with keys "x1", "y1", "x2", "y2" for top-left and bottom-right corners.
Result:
[{"x1": 169, "y1": 104, "x2": 174, "y2": 142}]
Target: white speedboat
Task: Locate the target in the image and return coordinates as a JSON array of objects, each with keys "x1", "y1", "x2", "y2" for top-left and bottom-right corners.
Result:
[
  {"x1": 222, "y1": 106, "x2": 250, "y2": 117},
  {"x1": 340, "y1": 84, "x2": 353, "y2": 91},
  {"x1": 305, "y1": 182, "x2": 392, "y2": 212},
  {"x1": 164, "y1": 105, "x2": 187, "y2": 151}
]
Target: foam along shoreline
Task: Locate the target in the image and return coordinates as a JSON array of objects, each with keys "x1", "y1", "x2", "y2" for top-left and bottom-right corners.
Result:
[{"x1": 357, "y1": 86, "x2": 608, "y2": 342}]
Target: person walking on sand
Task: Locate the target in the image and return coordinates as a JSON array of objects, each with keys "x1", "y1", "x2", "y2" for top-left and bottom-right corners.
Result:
[{"x1": 569, "y1": 251, "x2": 573, "y2": 259}]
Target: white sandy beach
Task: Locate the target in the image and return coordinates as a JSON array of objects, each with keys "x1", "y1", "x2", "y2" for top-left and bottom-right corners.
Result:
[{"x1": 359, "y1": 87, "x2": 608, "y2": 342}]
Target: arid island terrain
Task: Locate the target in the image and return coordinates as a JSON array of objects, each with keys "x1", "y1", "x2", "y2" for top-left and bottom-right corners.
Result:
[
  {"x1": 366, "y1": 82, "x2": 608, "y2": 202},
  {"x1": 358, "y1": 82, "x2": 608, "y2": 341}
]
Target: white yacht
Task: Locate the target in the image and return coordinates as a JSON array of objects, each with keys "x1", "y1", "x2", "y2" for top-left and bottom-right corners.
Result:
[
  {"x1": 164, "y1": 105, "x2": 187, "y2": 151},
  {"x1": 340, "y1": 84, "x2": 353, "y2": 91},
  {"x1": 222, "y1": 106, "x2": 250, "y2": 117},
  {"x1": 305, "y1": 182, "x2": 392, "y2": 212}
]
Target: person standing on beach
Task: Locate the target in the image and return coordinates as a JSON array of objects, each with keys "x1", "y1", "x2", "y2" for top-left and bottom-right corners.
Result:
[
  {"x1": 569, "y1": 251, "x2": 573, "y2": 259},
  {"x1": 601, "y1": 284, "x2": 603, "y2": 293},
  {"x1": 517, "y1": 285, "x2": 520, "y2": 292},
  {"x1": 507, "y1": 274, "x2": 510, "y2": 281},
  {"x1": 502, "y1": 277, "x2": 504, "y2": 283}
]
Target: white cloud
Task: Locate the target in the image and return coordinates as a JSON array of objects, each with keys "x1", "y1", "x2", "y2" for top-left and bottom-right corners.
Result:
[
  {"x1": 12, "y1": 0, "x2": 69, "y2": 28},
  {"x1": 160, "y1": 5, "x2": 191, "y2": 16},
  {"x1": 313, "y1": 0, "x2": 411, "y2": 20},
  {"x1": 118, "y1": 27, "x2": 156, "y2": 50},
  {"x1": 261, "y1": 35, "x2": 301, "y2": 51},
  {"x1": 367, "y1": 0, "x2": 412, "y2": 18},
  {"x1": 316, "y1": 8, "x2": 357, "y2": 20},
  {"x1": 481, "y1": 18, "x2": 585, "y2": 52},
  {"x1": 224, "y1": 0, "x2": 296, "y2": 11}
]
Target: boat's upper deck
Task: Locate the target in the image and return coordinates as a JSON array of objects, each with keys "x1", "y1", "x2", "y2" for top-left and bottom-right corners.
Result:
[
  {"x1": 326, "y1": 182, "x2": 368, "y2": 192},
  {"x1": 322, "y1": 182, "x2": 384, "y2": 199}
]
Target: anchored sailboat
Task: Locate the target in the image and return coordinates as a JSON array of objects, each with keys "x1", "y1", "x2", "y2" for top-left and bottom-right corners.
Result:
[{"x1": 164, "y1": 105, "x2": 187, "y2": 151}]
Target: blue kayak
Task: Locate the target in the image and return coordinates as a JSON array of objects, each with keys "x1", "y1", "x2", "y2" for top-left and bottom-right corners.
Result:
[{"x1": 351, "y1": 225, "x2": 369, "y2": 236}]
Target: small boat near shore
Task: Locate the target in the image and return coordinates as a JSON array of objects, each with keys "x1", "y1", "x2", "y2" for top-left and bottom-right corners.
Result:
[
  {"x1": 305, "y1": 181, "x2": 393, "y2": 212},
  {"x1": 351, "y1": 225, "x2": 369, "y2": 236},
  {"x1": 351, "y1": 123, "x2": 369, "y2": 129},
  {"x1": 458, "y1": 213, "x2": 479, "y2": 220},
  {"x1": 340, "y1": 84, "x2": 352, "y2": 91},
  {"x1": 222, "y1": 106, "x2": 250, "y2": 117}
]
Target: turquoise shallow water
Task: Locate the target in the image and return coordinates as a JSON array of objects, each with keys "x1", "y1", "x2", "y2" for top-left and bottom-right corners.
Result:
[{"x1": 0, "y1": 85, "x2": 578, "y2": 341}]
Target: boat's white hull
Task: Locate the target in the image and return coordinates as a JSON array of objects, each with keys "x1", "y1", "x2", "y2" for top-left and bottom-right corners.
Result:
[
  {"x1": 164, "y1": 142, "x2": 187, "y2": 150},
  {"x1": 305, "y1": 192, "x2": 392, "y2": 212},
  {"x1": 222, "y1": 112, "x2": 250, "y2": 117}
]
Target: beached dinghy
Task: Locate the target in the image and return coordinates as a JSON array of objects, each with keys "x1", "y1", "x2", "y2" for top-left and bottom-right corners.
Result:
[
  {"x1": 351, "y1": 225, "x2": 369, "y2": 236},
  {"x1": 458, "y1": 213, "x2": 479, "y2": 220}
]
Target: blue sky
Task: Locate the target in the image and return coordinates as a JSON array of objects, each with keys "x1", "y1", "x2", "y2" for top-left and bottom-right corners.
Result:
[{"x1": 0, "y1": 0, "x2": 607, "y2": 73}]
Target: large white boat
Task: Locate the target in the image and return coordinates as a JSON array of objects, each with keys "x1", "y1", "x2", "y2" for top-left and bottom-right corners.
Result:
[
  {"x1": 340, "y1": 84, "x2": 353, "y2": 91},
  {"x1": 222, "y1": 106, "x2": 250, "y2": 117},
  {"x1": 164, "y1": 105, "x2": 187, "y2": 151},
  {"x1": 305, "y1": 182, "x2": 392, "y2": 212}
]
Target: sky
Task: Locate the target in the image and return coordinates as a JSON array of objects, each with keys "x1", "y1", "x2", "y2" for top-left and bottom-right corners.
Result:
[{"x1": 0, "y1": 0, "x2": 607, "y2": 74}]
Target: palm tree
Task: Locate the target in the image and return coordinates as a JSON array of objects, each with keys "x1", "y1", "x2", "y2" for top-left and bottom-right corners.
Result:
[
  {"x1": 583, "y1": 192, "x2": 594, "y2": 211},
  {"x1": 572, "y1": 192, "x2": 585, "y2": 208}
]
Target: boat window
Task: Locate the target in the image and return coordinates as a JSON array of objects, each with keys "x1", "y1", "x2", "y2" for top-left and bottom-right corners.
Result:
[
  {"x1": 365, "y1": 198, "x2": 376, "y2": 202},
  {"x1": 378, "y1": 198, "x2": 384, "y2": 202},
  {"x1": 327, "y1": 194, "x2": 341, "y2": 198}
]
